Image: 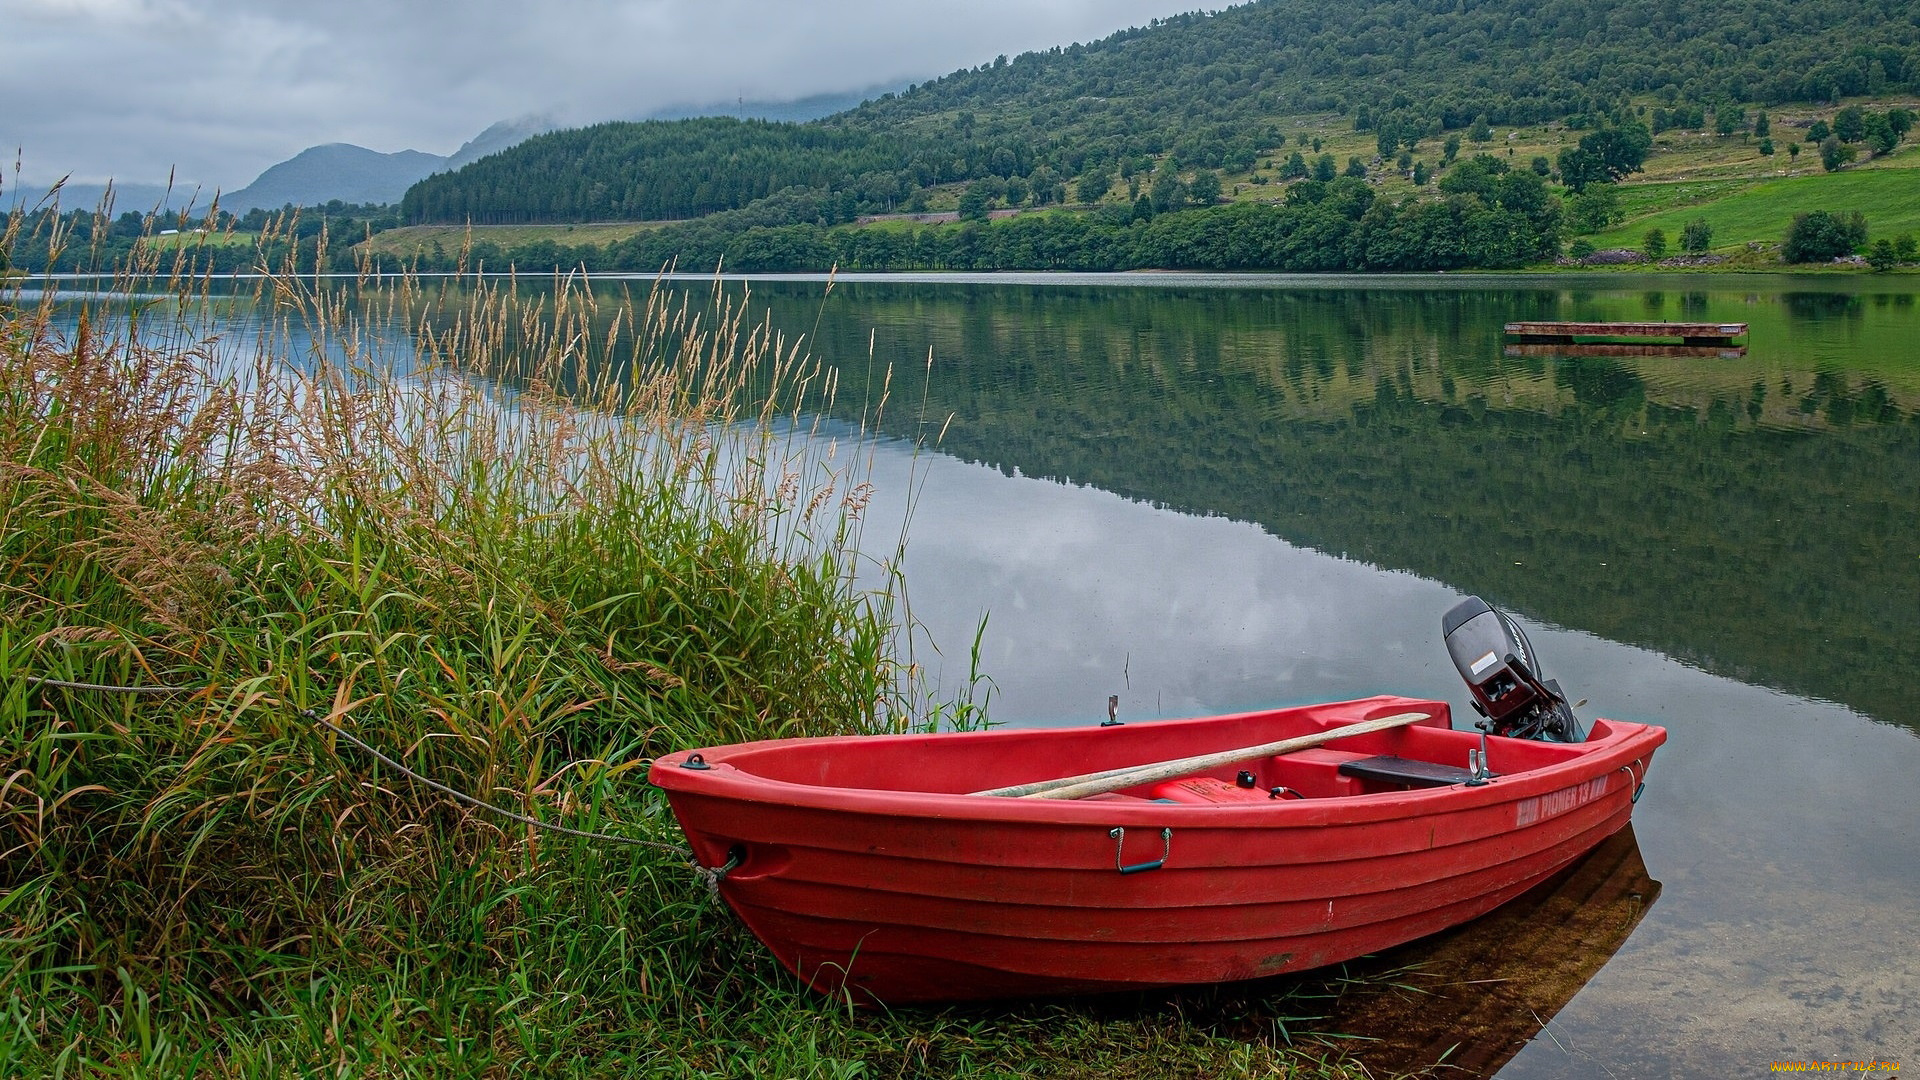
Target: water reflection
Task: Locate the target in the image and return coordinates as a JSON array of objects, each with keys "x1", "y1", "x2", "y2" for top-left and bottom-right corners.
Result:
[
  {"x1": 387, "y1": 273, "x2": 1920, "y2": 730},
  {"x1": 1505, "y1": 343, "x2": 1746, "y2": 359},
  {"x1": 375, "y1": 272, "x2": 1920, "y2": 1073},
  {"x1": 1785, "y1": 290, "x2": 1866, "y2": 323},
  {"x1": 1311, "y1": 825, "x2": 1660, "y2": 1078},
  {"x1": 724, "y1": 278, "x2": 1920, "y2": 730}
]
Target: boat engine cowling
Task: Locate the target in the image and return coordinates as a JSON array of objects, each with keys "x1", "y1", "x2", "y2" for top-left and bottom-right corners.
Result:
[{"x1": 1442, "y1": 596, "x2": 1586, "y2": 742}]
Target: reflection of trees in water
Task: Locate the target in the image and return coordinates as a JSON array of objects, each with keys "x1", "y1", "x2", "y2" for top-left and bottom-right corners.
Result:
[
  {"x1": 462, "y1": 279, "x2": 1918, "y2": 725},
  {"x1": 1555, "y1": 354, "x2": 1647, "y2": 409},
  {"x1": 1799, "y1": 371, "x2": 1901, "y2": 426},
  {"x1": 1785, "y1": 290, "x2": 1865, "y2": 322},
  {"x1": 756, "y1": 283, "x2": 1920, "y2": 729}
]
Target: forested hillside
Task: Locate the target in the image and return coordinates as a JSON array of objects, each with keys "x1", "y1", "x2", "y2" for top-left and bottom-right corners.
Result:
[
  {"x1": 400, "y1": 119, "x2": 914, "y2": 224},
  {"x1": 837, "y1": 0, "x2": 1919, "y2": 156},
  {"x1": 399, "y1": 0, "x2": 1920, "y2": 228}
]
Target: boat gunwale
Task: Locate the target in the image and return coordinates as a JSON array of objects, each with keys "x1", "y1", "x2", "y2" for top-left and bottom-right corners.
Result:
[{"x1": 649, "y1": 698, "x2": 1666, "y2": 829}]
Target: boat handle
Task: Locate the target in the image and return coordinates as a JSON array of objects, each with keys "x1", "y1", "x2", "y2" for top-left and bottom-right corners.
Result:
[
  {"x1": 1621, "y1": 759, "x2": 1648, "y2": 803},
  {"x1": 1110, "y1": 826, "x2": 1173, "y2": 875}
]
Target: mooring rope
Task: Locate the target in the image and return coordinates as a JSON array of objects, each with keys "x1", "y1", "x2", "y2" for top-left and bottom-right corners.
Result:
[
  {"x1": 23, "y1": 676, "x2": 191, "y2": 695},
  {"x1": 301, "y1": 708, "x2": 689, "y2": 854},
  {"x1": 21, "y1": 674, "x2": 702, "y2": 862}
]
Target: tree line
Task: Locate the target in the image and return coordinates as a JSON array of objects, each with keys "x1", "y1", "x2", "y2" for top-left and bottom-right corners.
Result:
[{"x1": 398, "y1": 172, "x2": 1564, "y2": 275}]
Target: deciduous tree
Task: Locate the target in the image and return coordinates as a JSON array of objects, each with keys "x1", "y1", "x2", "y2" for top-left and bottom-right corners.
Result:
[
  {"x1": 1188, "y1": 169, "x2": 1223, "y2": 204},
  {"x1": 1863, "y1": 112, "x2": 1897, "y2": 156},
  {"x1": 1782, "y1": 210, "x2": 1866, "y2": 262},
  {"x1": 1819, "y1": 135, "x2": 1856, "y2": 172},
  {"x1": 1555, "y1": 123, "x2": 1651, "y2": 192},
  {"x1": 1833, "y1": 105, "x2": 1866, "y2": 142}
]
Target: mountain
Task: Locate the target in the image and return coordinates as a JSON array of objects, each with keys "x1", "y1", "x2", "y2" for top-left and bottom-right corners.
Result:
[
  {"x1": 402, "y1": 0, "x2": 1920, "y2": 227},
  {"x1": 1, "y1": 116, "x2": 558, "y2": 218},
  {"x1": 228, "y1": 97, "x2": 881, "y2": 213},
  {"x1": 219, "y1": 115, "x2": 557, "y2": 212},
  {"x1": 831, "y1": 0, "x2": 1920, "y2": 148},
  {"x1": 221, "y1": 144, "x2": 445, "y2": 212}
]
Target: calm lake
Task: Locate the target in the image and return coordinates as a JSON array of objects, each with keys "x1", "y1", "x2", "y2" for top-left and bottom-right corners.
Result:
[
  {"x1": 716, "y1": 273, "x2": 1916, "y2": 1078},
  {"x1": 40, "y1": 270, "x2": 1920, "y2": 1075}
]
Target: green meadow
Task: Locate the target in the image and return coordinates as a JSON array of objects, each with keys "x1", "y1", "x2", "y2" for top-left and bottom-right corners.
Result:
[
  {"x1": 360, "y1": 221, "x2": 666, "y2": 259},
  {"x1": 1588, "y1": 150, "x2": 1920, "y2": 254}
]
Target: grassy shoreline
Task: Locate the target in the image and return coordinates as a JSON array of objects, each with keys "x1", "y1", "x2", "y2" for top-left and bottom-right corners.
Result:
[{"x1": 0, "y1": 222, "x2": 1385, "y2": 1076}]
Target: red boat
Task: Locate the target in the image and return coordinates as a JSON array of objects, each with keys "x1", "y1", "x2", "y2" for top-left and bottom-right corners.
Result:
[{"x1": 650, "y1": 688, "x2": 1665, "y2": 1004}]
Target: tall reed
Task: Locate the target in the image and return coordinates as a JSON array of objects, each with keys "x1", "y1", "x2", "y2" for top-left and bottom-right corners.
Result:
[{"x1": 0, "y1": 203, "x2": 930, "y2": 1071}]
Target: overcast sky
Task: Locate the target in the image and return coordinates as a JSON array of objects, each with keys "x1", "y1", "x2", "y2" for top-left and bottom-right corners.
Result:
[{"x1": 4, "y1": 0, "x2": 1203, "y2": 191}]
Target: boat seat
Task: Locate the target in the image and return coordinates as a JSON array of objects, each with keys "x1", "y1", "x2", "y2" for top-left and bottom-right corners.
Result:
[{"x1": 1337, "y1": 755, "x2": 1485, "y2": 788}]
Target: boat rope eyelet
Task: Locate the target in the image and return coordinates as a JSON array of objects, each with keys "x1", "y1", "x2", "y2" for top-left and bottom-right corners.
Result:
[
  {"x1": 680, "y1": 753, "x2": 711, "y2": 770},
  {"x1": 695, "y1": 846, "x2": 744, "y2": 902},
  {"x1": 1110, "y1": 826, "x2": 1173, "y2": 875}
]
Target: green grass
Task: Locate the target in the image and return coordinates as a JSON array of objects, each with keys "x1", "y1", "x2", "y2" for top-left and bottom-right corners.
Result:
[
  {"x1": 1606, "y1": 176, "x2": 1765, "y2": 225},
  {"x1": 361, "y1": 222, "x2": 665, "y2": 259},
  {"x1": 0, "y1": 218, "x2": 1373, "y2": 1077},
  {"x1": 147, "y1": 228, "x2": 258, "y2": 250},
  {"x1": 1589, "y1": 148, "x2": 1920, "y2": 253}
]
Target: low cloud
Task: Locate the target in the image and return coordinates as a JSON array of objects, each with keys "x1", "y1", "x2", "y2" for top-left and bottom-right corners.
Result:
[{"x1": 4, "y1": 0, "x2": 1203, "y2": 190}]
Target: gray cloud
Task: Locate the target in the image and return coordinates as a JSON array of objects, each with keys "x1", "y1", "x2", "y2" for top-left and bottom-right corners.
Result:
[{"x1": 3, "y1": 0, "x2": 1202, "y2": 191}]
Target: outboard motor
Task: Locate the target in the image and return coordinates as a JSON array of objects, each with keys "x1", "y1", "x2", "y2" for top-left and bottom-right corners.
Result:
[{"x1": 1442, "y1": 596, "x2": 1586, "y2": 742}]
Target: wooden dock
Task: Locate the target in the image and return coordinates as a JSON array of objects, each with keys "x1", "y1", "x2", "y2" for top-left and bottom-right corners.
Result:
[{"x1": 1503, "y1": 321, "x2": 1748, "y2": 346}]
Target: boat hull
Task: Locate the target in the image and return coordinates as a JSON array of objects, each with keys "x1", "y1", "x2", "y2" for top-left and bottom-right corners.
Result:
[{"x1": 649, "y1": 695, "x2": 1664, "y2": 1004}]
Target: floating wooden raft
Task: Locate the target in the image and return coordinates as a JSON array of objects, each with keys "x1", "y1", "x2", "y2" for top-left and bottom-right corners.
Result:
[{"x1": 1504, "y1": 321, "x2": 1748, "y2": 346}]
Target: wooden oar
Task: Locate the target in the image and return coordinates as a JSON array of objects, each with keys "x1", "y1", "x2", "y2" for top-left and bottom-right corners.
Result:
[{"x1": 970, "y1": 711, "x2": 1430, "y2": 800}]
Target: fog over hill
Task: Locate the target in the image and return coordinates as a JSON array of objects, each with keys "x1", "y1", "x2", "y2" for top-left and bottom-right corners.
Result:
[{"x1": 641, "y1": 83, "x2": 907, "y2": 125}]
